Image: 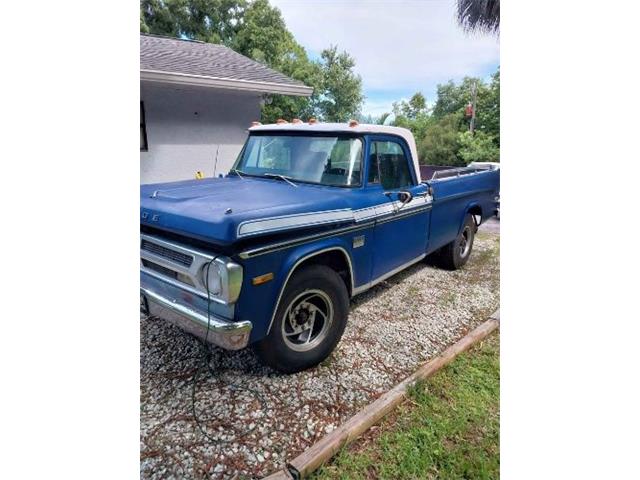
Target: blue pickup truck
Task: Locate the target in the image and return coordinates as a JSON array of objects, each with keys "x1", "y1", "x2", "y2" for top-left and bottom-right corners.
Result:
[{"x1": 140, "y1": 122, "x2": 500, "y2": 373}]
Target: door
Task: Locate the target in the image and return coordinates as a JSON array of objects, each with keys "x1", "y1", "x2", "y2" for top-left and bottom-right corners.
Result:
[{"x1": 366, "y1": 136, "x2": 431, "y2": 280}]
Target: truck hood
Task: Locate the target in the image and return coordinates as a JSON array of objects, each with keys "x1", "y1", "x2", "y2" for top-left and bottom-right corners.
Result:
[{"x1": 140, "y1": 177, "x2": 361, "y2": 246}]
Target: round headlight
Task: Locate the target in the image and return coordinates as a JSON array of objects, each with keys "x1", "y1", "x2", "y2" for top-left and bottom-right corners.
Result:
[{"x1": 203, "y1": 263, "x2": 222, "y2": 295}]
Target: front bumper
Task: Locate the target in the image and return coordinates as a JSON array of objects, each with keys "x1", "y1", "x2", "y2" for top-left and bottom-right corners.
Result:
[{"x1": 141, "y1": 286, "x2": 252, "y2": 350}]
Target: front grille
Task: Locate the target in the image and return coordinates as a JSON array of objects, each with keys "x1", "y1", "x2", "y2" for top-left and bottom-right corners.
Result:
[
  {"x1": 141, "y1": 240, "x2": 193, "y2": 267},
  {"x1": 141, "y1": 259, "x2": 178, "y2": 279}
]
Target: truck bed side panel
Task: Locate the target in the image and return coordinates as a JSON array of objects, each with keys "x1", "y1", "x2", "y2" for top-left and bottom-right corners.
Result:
[{"x1": 427, "y1": 170, "x2": 499, "y2": 253}]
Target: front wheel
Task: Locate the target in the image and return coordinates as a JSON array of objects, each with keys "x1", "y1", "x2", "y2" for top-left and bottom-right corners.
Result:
[
  {"x1": 253, "y1": 265, "x2": 349, "y2": 373},
  {"x1": 437, "y1": 213, "x2": 476, "y2": 270}
]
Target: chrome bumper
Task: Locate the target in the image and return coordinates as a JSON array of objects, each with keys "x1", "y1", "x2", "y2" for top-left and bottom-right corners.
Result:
[{"x1": 140, "y1": 287, "x2": 252, "y2": 350}]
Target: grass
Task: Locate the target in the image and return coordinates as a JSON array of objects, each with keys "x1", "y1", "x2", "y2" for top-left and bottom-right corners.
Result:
[{"x1": 314, "y1": 333, "x2": 500, "y2": 480}]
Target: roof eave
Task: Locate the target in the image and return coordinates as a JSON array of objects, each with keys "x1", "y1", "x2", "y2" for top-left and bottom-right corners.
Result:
[{"x1": 140, "y1": 69, "x2": 313, "y2": 97}]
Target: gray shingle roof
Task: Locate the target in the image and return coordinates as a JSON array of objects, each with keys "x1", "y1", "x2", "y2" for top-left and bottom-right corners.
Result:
[{"x1": 140, "y1": 34, "x2": 310, "y2": 94}]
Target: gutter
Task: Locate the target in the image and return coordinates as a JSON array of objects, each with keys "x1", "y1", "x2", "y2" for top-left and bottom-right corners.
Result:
[{"x1": 140, "y1": 69, "x2": 313, "y2": 97}]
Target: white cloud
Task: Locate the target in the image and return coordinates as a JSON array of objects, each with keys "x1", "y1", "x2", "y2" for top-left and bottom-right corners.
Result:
[{"x1": 271, "y1": 0, "x2": 499, "y2": 94}]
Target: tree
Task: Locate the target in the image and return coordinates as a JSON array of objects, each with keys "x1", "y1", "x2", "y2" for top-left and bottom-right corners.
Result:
[
  {"x1": 141, "y1": 0, "x2": 246, "y2": 43},
  {"x1": 417, "y1": 114, "x2": 464, "y2": 166},
  {"x1": 315, "y1": 46, "x2": 363, "y2": 122},
  {"x1": 431, "y1": 74, "x2": 499, "y2": 147},
  {"x1": 458, "y1": 131, "x2": 499, "y2": 163},
  {"x1": 392, "y1": 92, "x2": 428, "y2": 119},
  {"x1": 477, "y1": 68, "x2": 500, "y2": 146},
  {"x1": 456, "y1": 0, "x2": 500, "y2": 35},
  {"x1": 231, "y1": 0, "x2": 323, "y2": 122},
  {"x1": 139, "y1": 0, "x2": 363, "y2": 123}
]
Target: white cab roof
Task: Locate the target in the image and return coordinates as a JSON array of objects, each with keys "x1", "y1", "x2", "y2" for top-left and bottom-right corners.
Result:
[{"x1": 249, "y1": 122, "x2": 422, "y2": 183}]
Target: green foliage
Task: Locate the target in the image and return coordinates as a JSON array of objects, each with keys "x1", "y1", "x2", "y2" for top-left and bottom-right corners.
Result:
[
  {"x1": 388, "y1": 69, "x2": 500, "y2": 165},
  {"x1": 141, "y1": 0, "x2": 246, "y2": 44},
  {"x1": 232, "y1": 0, "x2": 288, "y2": 64},
  {"x1": 458, "y1": 131, "x2": 499, "y2": 163},
  {"x1": 432, "y1": 72, "x2": 500, "y2": 146},
  {"x1": 315, "y1": 334, "x2": 500, "y2": 480},
  {"x1": 139, "y1": 0, "x2": 363, "y2": 123},
  {"x1": 393, "y1": 92, "x2": 428, "y2": 119},
  {"x1": 418, "y1": 114, "x2": 465, "y2": 166},
  {"x1": 315, "y1": 46, "x2": 363, "y2": 122}
]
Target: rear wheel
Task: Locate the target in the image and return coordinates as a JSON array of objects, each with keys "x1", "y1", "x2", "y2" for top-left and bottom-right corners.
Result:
[
  {"x1": 437, "y1": 213, "x2": 476, "y2": 270},
  {"x1": 254, "y1": 265, "x2": 349, "y2": 373}
]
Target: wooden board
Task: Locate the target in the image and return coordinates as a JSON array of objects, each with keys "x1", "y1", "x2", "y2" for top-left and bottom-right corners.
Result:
[{"x1": 284, "y1": 312, "x2": 500, "y2": 478}]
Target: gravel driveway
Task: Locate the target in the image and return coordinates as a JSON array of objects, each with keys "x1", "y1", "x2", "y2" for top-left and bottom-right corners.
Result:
[{"x1": 140, "y1": 230, "x2": 500, "y2": 479}]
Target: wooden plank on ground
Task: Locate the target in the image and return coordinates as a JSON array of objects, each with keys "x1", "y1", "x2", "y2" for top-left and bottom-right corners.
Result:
[{"x1": 284, "y1": 313, "x2": 500, "y2": 478}]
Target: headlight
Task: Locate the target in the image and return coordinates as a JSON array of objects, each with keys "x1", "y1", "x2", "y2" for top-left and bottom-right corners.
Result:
[
  {"x1": 204, "y1": 263, "x2": 222, "y2": 296},
  {"x1": 201, "y1": 259, "x2": 243, "y2": 304}
]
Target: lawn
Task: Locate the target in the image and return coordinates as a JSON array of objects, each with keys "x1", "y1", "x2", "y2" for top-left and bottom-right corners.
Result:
[{"x1": 314, "y1": 333, "x2": 500, "y2": 480}]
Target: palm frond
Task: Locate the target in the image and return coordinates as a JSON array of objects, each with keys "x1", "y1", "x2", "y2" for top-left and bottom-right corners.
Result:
[{"x1": 456, "y1": 0, "x2": 500, "y2": 34}]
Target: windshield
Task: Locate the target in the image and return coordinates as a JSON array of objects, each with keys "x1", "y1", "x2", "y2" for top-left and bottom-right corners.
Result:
[{"x1": 232, "y1": 134, "x2": 363, "y2": 187}]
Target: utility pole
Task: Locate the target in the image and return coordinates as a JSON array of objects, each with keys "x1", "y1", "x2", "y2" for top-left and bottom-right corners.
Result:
[{"x1": 469, "y1": 81, "x2": 477, "y2": 134}]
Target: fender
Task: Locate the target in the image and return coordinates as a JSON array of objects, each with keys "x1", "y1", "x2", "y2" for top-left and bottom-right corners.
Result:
[
  {"x1": 460, "y1": 201, "x2": 483, "y2": 233},
  {"x1": 266, "y1": 240, "x2": 354, "y2": 335}
]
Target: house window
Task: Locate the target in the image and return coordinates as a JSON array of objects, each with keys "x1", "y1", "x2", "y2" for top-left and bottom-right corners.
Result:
[{"x1": 140, "y1": 102, "x2": 148, "y2": 151}]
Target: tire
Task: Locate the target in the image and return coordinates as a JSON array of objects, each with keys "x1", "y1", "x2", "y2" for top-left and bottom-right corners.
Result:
[
  {"x1": 253, "y1": 264, "x2": 349, "y2": 373},
  {"x1": 437, "y1": 213, "x2": 476, "y2": 270}
]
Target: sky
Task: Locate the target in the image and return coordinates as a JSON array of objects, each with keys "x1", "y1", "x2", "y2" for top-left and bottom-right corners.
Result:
[{"x1": 270, "y1": 0, "x2": 500, "y2": 118}]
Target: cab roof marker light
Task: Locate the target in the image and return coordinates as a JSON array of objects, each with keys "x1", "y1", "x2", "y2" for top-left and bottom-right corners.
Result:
[
  {"x1": 276, "y1": 118, "x2": 288, "y2": 124},
  {"x1": 308, "y1": 118, "x2": 318, "y2": 124},
  {"x1": 292, "y1": 118, "x2": 302, "y2": 124},
  {"x1": 348, "y1": 119, "x2": 359, "y2": 127},
  {"x1": 251, "y1": 121, "x2": 262, "y2": 127}
]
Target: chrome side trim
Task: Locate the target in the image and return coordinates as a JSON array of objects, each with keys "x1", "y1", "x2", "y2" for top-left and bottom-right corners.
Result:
[
  {"x1": 266, "y1": 247, "x2": 355, "y2": 335},
  {"x1": 141, "y1": 287, "x2": 252, "y2": 350},
  {"x1": 375, "y1": 205, "x2": 432, "y2": 225},
  {"x1": 238, "y1": 222, "x2": 374, "y2": 259},
  {"x1": 236, "y1": 196, "x2": 433, "y2": 239},
  {"x1": 237, "y1": 201, "x2": 432, "y2": 259},
  {"x1": 237, "y1": 209, "x2": 354, "y2": 237},
  {"x1": 352, "y1": 253, "x2": 426, "y2": 296}
]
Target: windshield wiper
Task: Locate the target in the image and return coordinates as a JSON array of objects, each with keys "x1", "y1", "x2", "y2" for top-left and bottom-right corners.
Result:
[
  {"x1": 229, "y1": 168, "x2": 246, "y2": 179},
  {"x1": 262, "y1": 173, "x2": 298, "y2": 188}
]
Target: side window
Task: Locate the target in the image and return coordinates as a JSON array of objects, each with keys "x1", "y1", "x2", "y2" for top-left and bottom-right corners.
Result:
[
  {"x1": 368, "y1": 142, "x2": 380, "y2": 184},
  {"x1": 369, "y1": 140, "x2": 413, "y2": 189},
  {"x1": 140, "y1": 102, "x2": 148, "y2": 151}
]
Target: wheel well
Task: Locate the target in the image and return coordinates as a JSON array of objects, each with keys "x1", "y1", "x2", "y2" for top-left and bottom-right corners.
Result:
[
  {"x1": 294, "y1": 249, "x2": 352, "y2": 295},
  {"x1": 467, "y1": 205, "x2": 483, "y2": 226}
]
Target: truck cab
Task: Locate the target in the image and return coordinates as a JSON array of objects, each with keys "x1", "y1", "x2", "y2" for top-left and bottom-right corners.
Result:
[{"x1": 140, "y1": 121, "x2": 500, "y2": 372}]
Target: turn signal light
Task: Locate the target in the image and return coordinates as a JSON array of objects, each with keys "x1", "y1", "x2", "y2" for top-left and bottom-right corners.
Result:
[{"x1": 252, "y1": 272, "x2": 274, "y2": 286}]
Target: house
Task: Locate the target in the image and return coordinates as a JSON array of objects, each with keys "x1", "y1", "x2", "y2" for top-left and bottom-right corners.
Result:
[{"x1": 140, "y1": 34, "x2": 313, "y2": 185}]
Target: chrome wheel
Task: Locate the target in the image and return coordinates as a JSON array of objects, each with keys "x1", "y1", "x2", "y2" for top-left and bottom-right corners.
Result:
[
  {"x1": 281, "y1": 289, "x2": 334, "y2": 352},
  {"x1": 459, "y1": 226, "x2": 472, "y2": 258}
]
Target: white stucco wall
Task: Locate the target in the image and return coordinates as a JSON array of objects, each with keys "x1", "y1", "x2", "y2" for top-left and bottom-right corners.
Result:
[{"x1": 140, "y1": 83, "x2": 262, "y2": 185}]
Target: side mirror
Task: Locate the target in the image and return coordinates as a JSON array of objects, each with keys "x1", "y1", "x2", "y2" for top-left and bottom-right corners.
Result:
[{"x1": 398, "y1": 191, "x2": 413, "y2": 205}]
